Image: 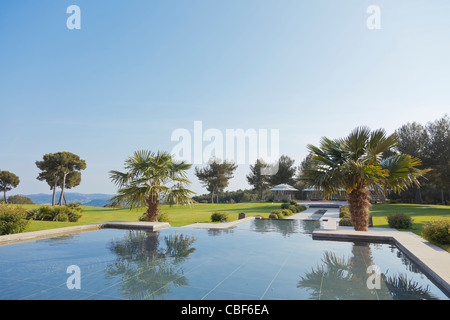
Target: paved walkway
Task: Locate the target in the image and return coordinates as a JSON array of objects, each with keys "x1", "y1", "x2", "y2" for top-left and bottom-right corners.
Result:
[{"x1": 290, "y1": 202, "x2": 449, "y2": 294}]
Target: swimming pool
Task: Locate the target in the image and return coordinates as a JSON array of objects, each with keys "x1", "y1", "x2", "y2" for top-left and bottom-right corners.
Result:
[{"x1": 0, "y1": 219, "x2": 448, "y2": 300}]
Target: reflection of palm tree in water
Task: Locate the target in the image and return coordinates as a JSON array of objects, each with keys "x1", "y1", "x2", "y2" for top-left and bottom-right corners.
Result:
[
  {"x1": 106, "y1": 230, "x2": 196, "y2": 300},
  {"x1": 297, "y1": 242, "x2": 438, "y2": 300}
]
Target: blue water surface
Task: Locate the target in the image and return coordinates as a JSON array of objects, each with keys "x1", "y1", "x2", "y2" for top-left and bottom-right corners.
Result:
[{"x1": 0, "y1": 219, "x2": 447, "y2": 300}]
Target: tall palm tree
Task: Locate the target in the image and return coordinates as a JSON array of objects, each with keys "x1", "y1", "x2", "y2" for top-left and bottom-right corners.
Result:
[
  {"x1": 299, "y1": 127, "x2": 430, "y2": 231},
  {"x1": 109, "y1": 150, "x2": 195, "y2": 222}
]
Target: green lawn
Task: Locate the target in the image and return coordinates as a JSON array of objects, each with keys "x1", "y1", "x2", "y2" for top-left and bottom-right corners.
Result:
[
  {"x1": 370, "y1": 203, "x2": 450, "y2": 233},
  {"x1": 21, "y1": 202, "x2": 281, "y2": 232},
  {"x1": 370, "y1": 203, "x2": 450, "y2": 252},
  {"x1": 16, "y1": 202, "x2": 450, "y2": 251}
]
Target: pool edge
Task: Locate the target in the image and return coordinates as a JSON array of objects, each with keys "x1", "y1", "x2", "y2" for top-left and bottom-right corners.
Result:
[
  {"x1": 0, "y1": 221, "x2": 171, "y2": 245},
  {"x1": 312, "y1": 228, "x2": 450, "y2": 296}
]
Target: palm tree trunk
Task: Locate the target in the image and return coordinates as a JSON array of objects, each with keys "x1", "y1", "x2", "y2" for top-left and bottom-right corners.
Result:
[
  {"x1": 146, "y1": 199, "x2": 160, "y2": 222},
  {"x1": 347, "y1": 186, "x2": 371, "y2": 231}
]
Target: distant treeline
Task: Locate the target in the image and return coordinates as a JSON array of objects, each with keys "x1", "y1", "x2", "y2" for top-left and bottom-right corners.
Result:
[
  {"x1": 193, "y1": 189, "x2": 261, "y2": 204},
  {"x1": 385, "y1": 115, "x2": 450, "y2": 204}
]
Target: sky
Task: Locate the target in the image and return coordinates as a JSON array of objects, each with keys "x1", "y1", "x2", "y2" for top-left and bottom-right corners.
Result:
[{"x1": 1, "y1": 0, "x2": 450, "y2": 196}]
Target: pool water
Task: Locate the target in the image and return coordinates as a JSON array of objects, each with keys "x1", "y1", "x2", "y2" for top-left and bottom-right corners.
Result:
[{"x1": 0, "y1": 219, "x2": 448, "y2": 300}]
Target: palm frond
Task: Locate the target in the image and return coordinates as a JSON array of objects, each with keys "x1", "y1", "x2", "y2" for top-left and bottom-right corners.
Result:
[
  {"x1": 299, "y1": 127, "x2": 429, "y2": 195},
  {"x1": 110, "y1": 150, "x2": 195, "y2": 211}
]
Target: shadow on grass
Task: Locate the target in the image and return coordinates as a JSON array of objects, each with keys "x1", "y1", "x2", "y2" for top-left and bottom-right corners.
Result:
[{"x1": 370, "y1": 204, "x2": 450, "y2": 218}]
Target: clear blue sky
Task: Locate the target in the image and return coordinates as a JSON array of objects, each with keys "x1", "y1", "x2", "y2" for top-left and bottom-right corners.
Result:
[{"x1": 1, "y1": 0, "x2": 449, "y2": 196}]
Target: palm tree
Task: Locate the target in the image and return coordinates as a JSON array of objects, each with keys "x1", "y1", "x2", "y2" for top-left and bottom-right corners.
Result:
[
  {"x1": 299, "y1": 127, "x2": 430, "y2": 231},
  {"x1": 109, "y1": 150, "x2": 195, "y2": 222}
]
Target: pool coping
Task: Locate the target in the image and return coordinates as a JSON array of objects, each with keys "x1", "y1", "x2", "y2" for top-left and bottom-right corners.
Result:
[
  {"x1": 312, "y1": 227, "x2": 450, "y2": 295},
  {"x1": 0, "y1": 221, "x2": 170, "y2": 245},
  {"x1": 0, "y1": 218, "x2": 253, "y2": 245}
]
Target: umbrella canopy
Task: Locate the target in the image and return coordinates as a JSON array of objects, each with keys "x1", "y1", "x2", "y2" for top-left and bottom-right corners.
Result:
[{"x1": 270, "y1": 184, "x2": 298, "y2": 191}]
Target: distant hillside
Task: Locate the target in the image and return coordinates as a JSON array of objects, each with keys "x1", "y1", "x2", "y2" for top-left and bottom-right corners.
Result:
[{"x1": 19, "y1": 193, "x2": 115, "y2": 207}]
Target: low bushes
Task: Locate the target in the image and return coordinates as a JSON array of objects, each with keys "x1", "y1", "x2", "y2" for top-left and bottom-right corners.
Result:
[
  {"x1": 386, "y1": 211, "x2": 413, "y2": 229},
  {"x1": 339, "y1": 216, "x2": 353, "y2": 226},
  {"x1": 269, "y1": 209, "x2": 295, "y2": 219},
  {"x1": 421, "y1": 218, "x2": 450, "y2": 245},
  {"x1": 27, "y1": 204, "x2": 83, "y2": 222},
  {"x1": 339, "y1": 206, "x2": 352, "y2": 226},
  {"x1": 339, "y1": 206, "x2": 350, "y2": 218},
  {"x1": 280, "y1": 203, "x2": 306, "y2": 213},
  {"x1": 138, "y1": 211, "x2": 170, "y2": 222},
  {"x1": 0, "y1": 203, "x2": 29, "y2": 235},
  {"x1": 211, "y1": 212, "x2": 228, "y2": 222},
  {"x1": 158, "y1": 212, "x2": 170, "y2": 223},
  {"x1": 269, "y1": 209, "x2": 284, "y2": 219}
]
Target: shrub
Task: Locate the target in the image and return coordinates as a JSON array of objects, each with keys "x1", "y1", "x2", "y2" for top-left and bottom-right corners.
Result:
[
  {"x1": 270, "y1": 209, "x2": 284, "y2": 219},
  {"x1": 7, "y1": 195, "x2": 34, "y2": 204},
  {"x1": 281, "y1": 209, "x2": 293, "y2": 217},
  {"x1": 280, "y1": 203, "x2": 290, "y2": 210},
  {"x1": 27, "y1": 205, "x2": 83, "y2": 223},
  {"x1": 281, "y1": 199, "x2": 290, "y2": 203},
  {"x1": 0, "y1": 204, "x2": 29, "y2": 235},
  {"x1": 139, "y1": 211, "x2": 170, "y2": 222},
  {"x1": 339, "y1": 206, "x2": 350, "y2": 218},
  {"x1": 268, "y1": 213, "x2": 279, "y2": 219},
  {"x1": 290, "y1": 200, "x2": 298, "y2": 205},
  {"x1": 66, "y1": 203, "x2": 83, "y2": 222},
  {"x1": 421, "y1": 218, "x2": 450, "y2": 245},
  {"x1": 339, "y1": 216, "x2": 353, "y2": 226},
  {"x1": 158, "y1": 212, "x2": 170, "y2": 223},
  {"x1": 386, "y1": 211, "x2": 413, "y2": 229},
  {"x1": 297, "y1": 205, "x2": 307, "y2": 212},
  {"x1": 211, "y1": 212, "x2": 228, "y2": 222}
]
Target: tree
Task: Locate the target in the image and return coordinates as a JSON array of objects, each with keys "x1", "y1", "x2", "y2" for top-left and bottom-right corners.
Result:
[
  {"x1": 423, "y1": 115, "x2": 450, "y2": 204},
  {"x1": 36, "y1": 153, "x2": 60, "y2": 205},
  {"x1": 294, "y1": 153, "x2": 314, "y2": 196},
  {"x1": 0, "y1": 171, "x2": 20, "y2": 203},
  {"x1": 7, "y1": 195, "x2": 34, "y2": 205},
  {"x1": 57, "y1": 171, "x2": 82, "y2": 205},
  {"x1": 394, "y1": 122, "x2": 430, "y2": 203},
  {"x1": 268, "y1": 155, "x2": 297, "y2": 186},
  {"x1": 395, "y1": 122, "x2": 428, "y2": 159},
  {"x1": 36, "y1": 152, "x2": 86, "y2": 206},
  {"x1": 246, "y1": 159, "x2": 270, "y2": 200},
  {"x1": 194, "y1": 158, "x2": 237, "y2": 203},
  {"x1": 109, "y1": 150, "x2": 195, "y2": 222},
  {"x1": 394, "y1": 115, "x2": 450, "y2": 204},
  {"x1": 299, "y1": 127, "x2": 429, "y2": 231}
]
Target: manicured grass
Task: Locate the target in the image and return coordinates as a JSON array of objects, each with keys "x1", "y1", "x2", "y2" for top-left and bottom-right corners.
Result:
[
  {"x1": 370, "y1": 203, "x2": 450, "y2": 252},
  {"x1": 370, "y1": 203, "x2": 450, "y2": 233},
  {"x1": 20, "y1": 202, "x2": 281, "y2": 232}
]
